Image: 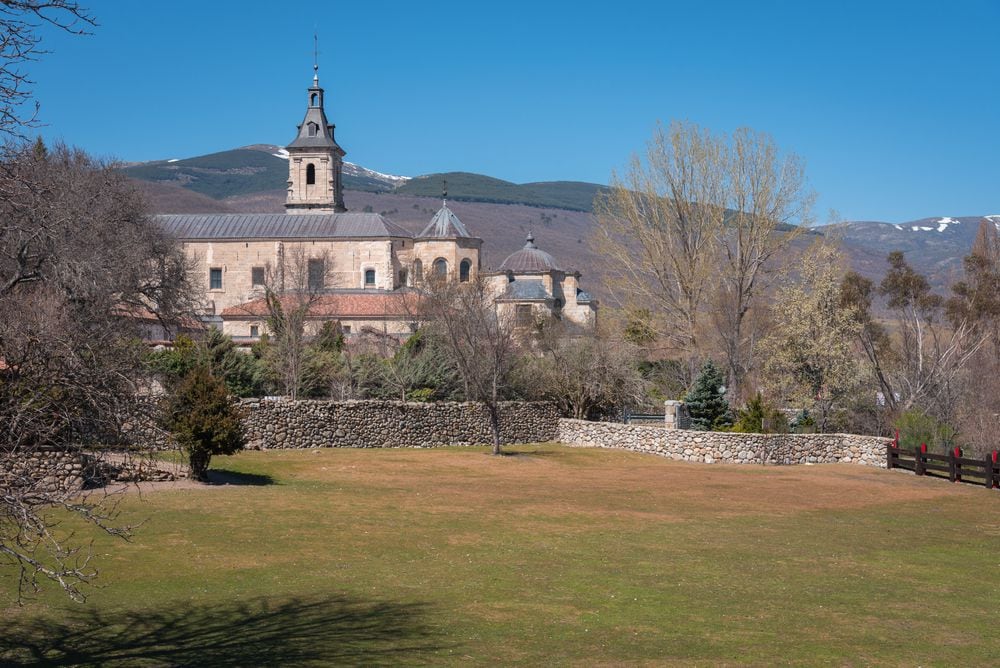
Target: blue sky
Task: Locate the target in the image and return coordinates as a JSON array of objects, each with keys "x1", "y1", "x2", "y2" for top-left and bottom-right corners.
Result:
[{"x1": 28, "y1": 0, "x2": 1000, "y2": 222}]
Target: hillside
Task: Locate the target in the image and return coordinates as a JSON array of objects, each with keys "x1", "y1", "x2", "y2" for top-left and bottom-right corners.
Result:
[
  {"x1": 122, "y1": 147, "x2": 609, "y2": 212},
  {"x1": 122, "y1": 146, "x2": 404, "y2": 199},
  {"x1": 395, "y1": 172, "x2": 608, "y2": 212}
]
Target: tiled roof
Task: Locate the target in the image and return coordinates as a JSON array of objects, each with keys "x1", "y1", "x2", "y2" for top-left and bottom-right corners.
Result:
[
  {"x1": 418, "y1": 203, "x2": 472, "y2": 238},
  {"x1": 222, "y1": 290, "x2": 422, "y2": 319},
  {"x1": 156, "y1": 213, "x2": 412, "y2": 240}
]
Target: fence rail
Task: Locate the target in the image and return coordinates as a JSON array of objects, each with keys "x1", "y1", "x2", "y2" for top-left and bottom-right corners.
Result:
[{"x1": 887, "y1": 436, "x2": 999, "y2": 489}]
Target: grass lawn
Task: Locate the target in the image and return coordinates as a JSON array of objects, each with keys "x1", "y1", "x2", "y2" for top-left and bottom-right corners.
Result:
[{"x1": 3, "y1": 444, "x2": 1000, "y2": 666}]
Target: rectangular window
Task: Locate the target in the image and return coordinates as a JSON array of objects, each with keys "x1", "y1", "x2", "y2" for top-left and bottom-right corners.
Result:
[
  {"x1": 342, "y1": 325, "x2": 352, "y2": 334},
  {"x1": 516, "y1": 304, "x2": 533, "y2": 325},
  {"x1": 209, "y1": 267, "x2": 223, "y2": 290},
  {"x1": 308, "y1": 259, "x2": 325, "y2": 291},
  {"x1": 251, "y1": 266, "x2": 265, "y2": 286},
  {"x1": 364, "y1": 269, "x2": 376, "y2": 287},
  {"x1": 250, "y1": 325, "x2": 259, "y2": 338}
]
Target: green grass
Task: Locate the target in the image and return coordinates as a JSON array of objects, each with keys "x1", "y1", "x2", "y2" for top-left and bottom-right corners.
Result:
[{"x1": 3, "y1": 445, "x2": 999, "y2": 666}]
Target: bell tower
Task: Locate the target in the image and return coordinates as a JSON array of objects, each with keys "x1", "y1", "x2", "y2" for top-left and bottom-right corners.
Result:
[{"x1": 285, "y1": 51, "x2": 346, "y2": 213}]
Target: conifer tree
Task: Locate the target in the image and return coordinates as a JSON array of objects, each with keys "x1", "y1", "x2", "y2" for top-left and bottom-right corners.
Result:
[
  {"x1": 161, "y1": 366, "x2": 245, "y2": 481},
  {"x1": 684, "y1": 360, "x2": 732, "y2": 431}
]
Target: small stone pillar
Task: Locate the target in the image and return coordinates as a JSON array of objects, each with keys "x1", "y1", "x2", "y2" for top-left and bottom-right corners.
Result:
[{"x1": 664, "y1": 400, "x2": 687, "y2": 430}]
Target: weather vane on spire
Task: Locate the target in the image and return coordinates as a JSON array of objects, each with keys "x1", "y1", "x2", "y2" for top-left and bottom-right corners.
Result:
[{"x1": 312, "y1": 32, "x2": 320, "y2": 82}]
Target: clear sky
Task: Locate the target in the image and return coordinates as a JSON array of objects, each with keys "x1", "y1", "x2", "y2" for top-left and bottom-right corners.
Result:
[{"x1": 27, "y1": 0, "x2": 1000, "y2": 222}]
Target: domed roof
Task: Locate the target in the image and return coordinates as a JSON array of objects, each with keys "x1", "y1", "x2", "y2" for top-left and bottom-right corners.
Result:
[{"x1": 498, "y1": 233, "x2": 561, "y2": 273}]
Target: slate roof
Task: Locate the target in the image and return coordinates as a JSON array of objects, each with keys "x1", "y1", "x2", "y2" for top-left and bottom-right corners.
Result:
[
  {"x1": 287, "y1": 77, "x2": 343, "y2": 152},
  {"x1": 500, "y1": 280, "x2": 550, "y2": 301},
  {"x1": 498, "y1": 233, "x2": 561, "y2": 273},
  {"x1": 418, "y1": 203, "x2": 472, "y2": 238},
  {"x1": 222, "y1": 290, "x2": 422, "y2": 319},
  {"x1": 157, "y1": 213, "x2": 413, "y2": 240}
]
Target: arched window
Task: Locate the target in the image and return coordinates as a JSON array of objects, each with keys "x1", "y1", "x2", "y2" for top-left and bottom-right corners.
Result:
[
  {"x1": 433, "y1": 258, "x2": 448, "y2": 277},
  {"x1": 414, "y1": 259, "x2": 423, "y2": 283},
  {"x1": 364, "y1": 269, "x2": 376, "y2": 287},
  {"x1": 306, "y1": 163, "x2": 316, "y2": 185},
  {"x1": 307, "y1": 122, "x2": 318, "y2": 137},
  {"x1": 310, "y1": 93, "x2": 318, "y2": 107},
  {"x1": 459, "y1": 259, "x2": 471, "y2": 282}
]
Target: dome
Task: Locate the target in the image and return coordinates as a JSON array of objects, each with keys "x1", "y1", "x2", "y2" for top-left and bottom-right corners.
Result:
[{"x1": 498, "y1": 233, "x2": 561, "y2": 273}]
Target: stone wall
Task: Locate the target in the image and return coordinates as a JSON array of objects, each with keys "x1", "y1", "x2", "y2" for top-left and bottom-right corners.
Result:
[
  {"x1": 2, "y1": 447, "x2": 88, "y2": 494},
  {"x1": 557, "y1": 419, "x2": 890, "y2": 467},
  {"x1": 240, "y1": 400, "x2": 560, "y2": 449}
]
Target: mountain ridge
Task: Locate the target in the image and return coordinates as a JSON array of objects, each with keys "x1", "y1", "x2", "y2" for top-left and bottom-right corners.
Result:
[{"x1": 124, "y1": 145, "x2": 996, "y2": 298}]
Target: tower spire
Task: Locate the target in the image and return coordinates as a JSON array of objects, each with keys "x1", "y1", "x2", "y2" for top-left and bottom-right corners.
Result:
[
  {"x1": 442, "y1": 178, "x2": 448, "y2": 207},
  {"x1": 312, "y1": 32, "x2": 319, "y2": 85}
]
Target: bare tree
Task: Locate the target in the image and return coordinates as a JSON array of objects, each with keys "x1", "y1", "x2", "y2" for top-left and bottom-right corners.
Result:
[
  {"x1": 256, "y1": 246, "x2": 332, "y2": 400},
  {"x1": 418, "y1": 275, "x2": 520, "y2": 455},
  {"x1": 0, "y1": 142, "x2": 194, "y2": 601},
  {"x1": 594, "y1": 121, "x2": 726, "y2": 372},
  {"x1": 595, "y1": 122, "x2": 812, "y2": 397},
  {"x1": 842, "y1": 250, "x2": 999, "y2": 429},
  {"x1": 523, "y1": 324, "x2": 646, "y2": 420},
  {"x1": 0, "y1": 1, "x2": 95, "y2": 139},
  {"x1": 713, "y1": 127, "x2": 812, "y2": 401}
]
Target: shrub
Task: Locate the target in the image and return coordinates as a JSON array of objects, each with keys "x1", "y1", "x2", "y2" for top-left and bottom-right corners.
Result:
[
  {"x1": 895, "y1": 409, "x2": 957, "y2": 453},
  {"x1": 732, "y1": 394, "x2": 788, "y2": 434},
  {"x1": 160, "y1": 366, "x2": 245, "y2": 481}
]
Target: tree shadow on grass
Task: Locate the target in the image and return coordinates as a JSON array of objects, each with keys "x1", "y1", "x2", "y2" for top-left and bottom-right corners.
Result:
[
  {"x1": 202, "y1": 469, "x2": 275, "y2": 486},
  {"x1": 1, "y1": 594, "x2": 449, "y2": 667}
]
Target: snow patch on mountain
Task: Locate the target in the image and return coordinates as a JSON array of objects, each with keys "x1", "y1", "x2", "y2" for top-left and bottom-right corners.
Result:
[{"x1": 343, "y1": 161, "x2": 410, "y2": 184}]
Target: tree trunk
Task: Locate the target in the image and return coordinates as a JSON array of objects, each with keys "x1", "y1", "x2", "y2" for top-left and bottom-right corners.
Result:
[
  {"x1": 188, "y1": 449, "x2": 211, "y2": 482},
  {"x1": 487, "y1": 403, "x2": 502, "y2": 455}
]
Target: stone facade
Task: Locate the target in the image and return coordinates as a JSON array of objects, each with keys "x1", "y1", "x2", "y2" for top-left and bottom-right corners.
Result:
[
  {"x1": 487, "y1": 233, "x2": 597, "y2": 330},
  {"x1": 155, "y1": 68, "x2": 596, "y2": 343},
  {"x1": 557, "y1": 419, "x2": 890, "y2": 467},
  {"x1": 239, "y1": 400, "x2": 560, "y2": 449}
]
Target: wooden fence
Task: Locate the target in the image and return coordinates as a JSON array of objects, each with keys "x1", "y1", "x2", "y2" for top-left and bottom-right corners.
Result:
[{"x1": 886, "y1": 435, "x2": 999, "y2": 490}]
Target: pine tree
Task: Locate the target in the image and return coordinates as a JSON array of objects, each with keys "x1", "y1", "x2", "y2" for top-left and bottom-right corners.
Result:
[{"x1": 684, "y1": 360, "x2": 732, "y2": 431}]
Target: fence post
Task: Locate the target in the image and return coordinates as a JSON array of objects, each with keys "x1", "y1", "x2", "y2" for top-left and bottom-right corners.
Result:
[
  {"x1": 948, "y1": 447, "x2": 958, "y2": 483},
  {"x1": 993, "y1": 451, "x2": 998, "y2": 489},
  {"x1": 914, "y1": 446, "x2": 925, "y2": 476},
  {"x1": 886, "y1": 441, "x2": 895, "y2": 469},
  {"x1": 985, "y1": 453, "x2": 994, "y2": 489}
]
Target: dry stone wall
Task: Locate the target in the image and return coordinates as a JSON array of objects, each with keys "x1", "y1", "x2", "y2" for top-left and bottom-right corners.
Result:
[
  {"x1": 240, "y1": 400, "x2": 559, "y2": 449},
  {"x1": 3, "y1": 447, "x2": 88, "y2": 494},
  {"x1": 557, "y1": 419, "x2": 889, "y2": 467}
]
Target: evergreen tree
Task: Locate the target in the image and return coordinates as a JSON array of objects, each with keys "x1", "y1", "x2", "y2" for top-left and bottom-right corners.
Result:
[
  {"x1": 684, "y1": 360, "x2": 732, "y2": 431},
  {"x1": 161, "y1": 366, "x2": 245, "y2": 481}
]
